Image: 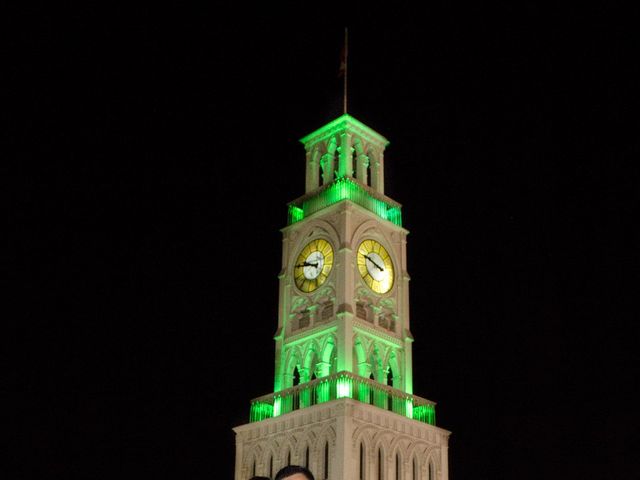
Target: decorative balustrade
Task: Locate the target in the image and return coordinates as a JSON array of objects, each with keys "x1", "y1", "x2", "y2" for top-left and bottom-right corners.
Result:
[
  {"x1": 288, "y1": 177, "x2": 402, "y2": 227},
  {"x1": 249, "y1": 371, "x2": 436, "y2": 426}
]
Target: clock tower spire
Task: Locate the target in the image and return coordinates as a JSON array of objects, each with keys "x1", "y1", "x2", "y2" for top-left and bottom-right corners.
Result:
[{"x1": 233, "y1": 114, "x2": 450, "y2": 480}]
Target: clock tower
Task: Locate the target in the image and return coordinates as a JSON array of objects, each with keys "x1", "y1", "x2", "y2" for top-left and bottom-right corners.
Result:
[{"x1": 233, "y1": 114, "x2": 450, "y2": 480}]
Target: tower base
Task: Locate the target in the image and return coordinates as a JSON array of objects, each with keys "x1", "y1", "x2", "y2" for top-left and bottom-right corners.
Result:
[{"x1": 233, "y1": 398, "x2": 450, "y2": 480}]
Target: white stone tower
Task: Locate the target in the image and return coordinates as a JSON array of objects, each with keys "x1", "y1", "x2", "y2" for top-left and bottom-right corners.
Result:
[{"x1": 233, "y1": 114, "x2": 450, "y2": 480}]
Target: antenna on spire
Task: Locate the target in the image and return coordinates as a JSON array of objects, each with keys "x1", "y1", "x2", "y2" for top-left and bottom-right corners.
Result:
[{"x1": 338, "y1": 27, "x2": 349, "y2": 114}]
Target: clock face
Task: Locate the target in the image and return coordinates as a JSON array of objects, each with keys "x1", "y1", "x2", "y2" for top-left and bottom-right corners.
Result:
[
  {"x1": 294, "y1": 238, "x2": 334, "y2": 293},
  {"x1": 357, "y1": 239, "x2": 394, "y2": 294}
]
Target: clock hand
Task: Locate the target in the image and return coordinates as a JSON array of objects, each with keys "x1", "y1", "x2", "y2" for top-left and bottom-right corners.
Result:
[
  {"x1": 295, "y1": 261, "x2": 319, "y2": 268},
  {"x1": 364, "y1": 254, "x2": 384, "y2": 271}
]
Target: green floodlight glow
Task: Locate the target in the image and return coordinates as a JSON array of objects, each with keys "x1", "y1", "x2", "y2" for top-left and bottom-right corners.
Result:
[
  {"x1": 249, "y1": 372, "x2": 435, "y2": 426},
  {"x1": 289, "y1": 205, "x2": 304, "y2": 223},
  {"x1": 316, "y1": 380, "x2": 330, "y2": 403},
  {"x1": 337, "y1": 376, "x2": 352, "y2": 399},
  {"x1": 405, "y1": 399, "x2": 414, "y2": 419},
  {"x1": 250, "y1": 401, "x2": 273, "y2": 422},
  {"x1": 288, "y1": 177, "x2": 402, "y2": 227},
  {"x1": 413, "y1": 404, "x2": 436, "y2": 425},
  {"x1": 299, "y1": 114, "x2": 390, "y2": 146},
  {"x1": 273, "y1": 396, "x2": 282, "y2": 417},
  {"x1": 357, "y1": 382, "x2": 370, "y2": 403},
  {"x1": 299, "y1": 386, "x2": 311, "y2": 409}
]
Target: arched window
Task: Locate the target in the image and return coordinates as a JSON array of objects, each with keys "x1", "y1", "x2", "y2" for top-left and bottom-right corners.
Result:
[
  {"x1": 395, "y1": 453, "x2": 401, "y2": 480},
  {"x1": 428, "y1": 461, "x2": 434, "y2": 480},
  {"x1": 269, "y1": 456, "x2": 273, "y2": 479},
  {"x1": 293, "y1": 366, "x2": 300, "y2": 386},
  {"x1": 387, "y1": 368, "x2": 393, "y2": 386},
  {"x1": 359, "y1": 442, "x2": 365, "y2": 480},
  {"x1": 305, "y1": 446, "x2": 310, "y2": 468},
  {"x1": 287, "y1": 449, "x2": 291, "y2": 466},
  {"x1": 378, "y1": 448, "x2": 384, "y2": 480},
  {"x1": 323, "y1": 441, "x2": 329, "y2": 479},
  {"x1": 413, "y1": 457, "x2": 418, "y2": 480}
]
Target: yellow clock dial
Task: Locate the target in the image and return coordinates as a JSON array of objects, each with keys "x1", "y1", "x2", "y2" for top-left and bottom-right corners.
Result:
[
  {"x1": 294, "y1": 238, "x2": 334, "y2": 293},
  {"x1": 357, "y1": 239, "x2": 394, "y2": 294}
]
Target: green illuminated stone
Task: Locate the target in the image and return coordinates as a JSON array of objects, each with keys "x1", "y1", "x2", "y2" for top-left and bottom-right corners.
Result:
[
  {"x1": 249, "y1": 372, "x2": 435, "y2": 426},
  {"x1": 413, "y1": 404, "x2": 436, "y2": 425},
  {"x1": 250, "y1": 401, "x2": 274, "y2": 422},
  {"x1": 288, "y1": 177, "x2": 402, "y2": 227},
  {"x1": 316, "y1": 380, "x2": 330, "y2": 403},
  {"x1": 337, "y1": 376, "x2": 352, "y2": 399},
  {"x1": 405, "y1": 399, "x2": 414, "y2": 419},
  {"x1": 273, "y1": 396, "x2": 282, "y2": 417}
]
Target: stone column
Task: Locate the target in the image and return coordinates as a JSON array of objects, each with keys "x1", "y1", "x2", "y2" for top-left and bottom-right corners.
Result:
[
  {"x1": 441, "y1": 443, "x2": 449, "y2": 480},
  {"x1": 321, "y1": 137, "x2": 337, "y2": 184},
  {"x1": 337, "y1": 131, "x2": 354, "y2": 178},
  {"x1": 298, "y1": 366, "x2": 311, "y2": 383},
  {"x1": 356, "y1": 152, "x2": 370, "y2": 185},
  {"x1": 316, "y1": 361, "x2": 332, "y2": 378},
  {"x1": 282, "y1": 372, "x2": 294, "y2": 389},
  {"x1": 354, "y1": 139, "x2": 369, "y2": 185},
  {"x1": 370, "y1": 150, "x2": 385, "y2": 194},
  {"x1": 305, "y1": 146, "x2": 320, "y2": 192}
]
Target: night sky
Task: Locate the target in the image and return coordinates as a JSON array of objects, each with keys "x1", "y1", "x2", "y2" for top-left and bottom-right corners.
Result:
[{"x1": 9, "y1": 5, "x2": 638, "y2": 479}]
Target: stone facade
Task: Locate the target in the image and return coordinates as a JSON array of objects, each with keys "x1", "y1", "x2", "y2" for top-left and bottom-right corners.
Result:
[
  {"x1": 234, "y1": 398, "x2": 449, "y2": 480},
  {"x1": 233, "y1": 115, "x2": 450, "y2": 480}
]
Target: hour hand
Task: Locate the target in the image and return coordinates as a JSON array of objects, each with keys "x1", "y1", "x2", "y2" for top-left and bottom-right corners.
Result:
[{"x1": 364, "y1": 255, "x2": 384, "y2": 271}]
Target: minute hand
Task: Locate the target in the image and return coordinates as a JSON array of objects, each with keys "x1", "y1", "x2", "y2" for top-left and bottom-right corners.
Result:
[
  {"x1": 364, "y1": 255, "x2": 384, "y2": 271},
  {"x1": 295, "y1": 261, "x2": 318, "y2": 268}
]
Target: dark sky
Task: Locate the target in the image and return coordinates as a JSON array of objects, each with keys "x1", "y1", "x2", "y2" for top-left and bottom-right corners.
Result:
[{"x1": 9, "y1": 5, "x2": 638, "y2": 480}]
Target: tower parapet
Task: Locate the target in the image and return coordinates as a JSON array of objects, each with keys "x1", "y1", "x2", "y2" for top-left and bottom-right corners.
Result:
[{"x1": 301, "y1": 114, "x2": 389, "y2": 194}]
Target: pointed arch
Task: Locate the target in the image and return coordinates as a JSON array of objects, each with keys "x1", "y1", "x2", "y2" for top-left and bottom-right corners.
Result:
[
  {"x1": 371, "y1": 432, "x2": 390, "y2": 480},
  {"x1": 284, "y1": 345, "x2": 304, "y2": 388},
  {"x1": 303, "y1": 340, "x2": 322, "y2": 380},
  {"x1": 260, "y1": 440, "x2": 279, "y2": 479},
  {"x1": 322, "y1": 439, "x2": 330, "y2": 480},
  {"x1": 296, "y1": 429, "x2": 318, "y2": 470},
  {"x1": 386, "y1": 349, "x2": 402, "y2": 389},
  {"x1": 359, "y1": 441, "x2": 366, "y2": 480},
  {"x1": 353, "y1": 425, "x2": 374, "y2": 462},
  {"x1": 377, "y1": 445, "x2": 385, "y2": 480},
  {"x1": 320, "y1": 335, "x2": 337, "y2": 364},
  {"x1": 421, "y1": 446, "x2": 440, "y2": 480},
  {"x1": 315, "y1": 424, "x2": 336, "y2": 480},
  {"x1": 405, "y1": 444, "x2": 424, "y2": 480},
  {"x1": 244, "y1": 447, "x2": 261, "y2": 480},
  {"x1": 368, "y1": 341, "x2": 386, "y2": 383},
  {"x1": 353, "y1": 334, "x2": 371, "y2": 377}
]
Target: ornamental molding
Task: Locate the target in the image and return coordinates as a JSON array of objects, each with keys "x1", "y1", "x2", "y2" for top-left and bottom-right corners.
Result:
[{"x1": 354, "y1": 320, "x2": 403, "y2": 347}]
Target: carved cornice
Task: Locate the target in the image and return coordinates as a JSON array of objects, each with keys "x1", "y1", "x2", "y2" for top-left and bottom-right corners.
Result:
[
  {"x1": 299, "y1": 114, "x2": 390, "y2": 149},
  {"x1": 353, "y1": 319, "x2": 403, "y2": 347}
]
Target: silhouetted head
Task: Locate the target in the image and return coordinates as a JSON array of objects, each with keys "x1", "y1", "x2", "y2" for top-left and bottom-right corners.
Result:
[{"x1": 274, "y1": 465, "x2": 315, "y2": 480}]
